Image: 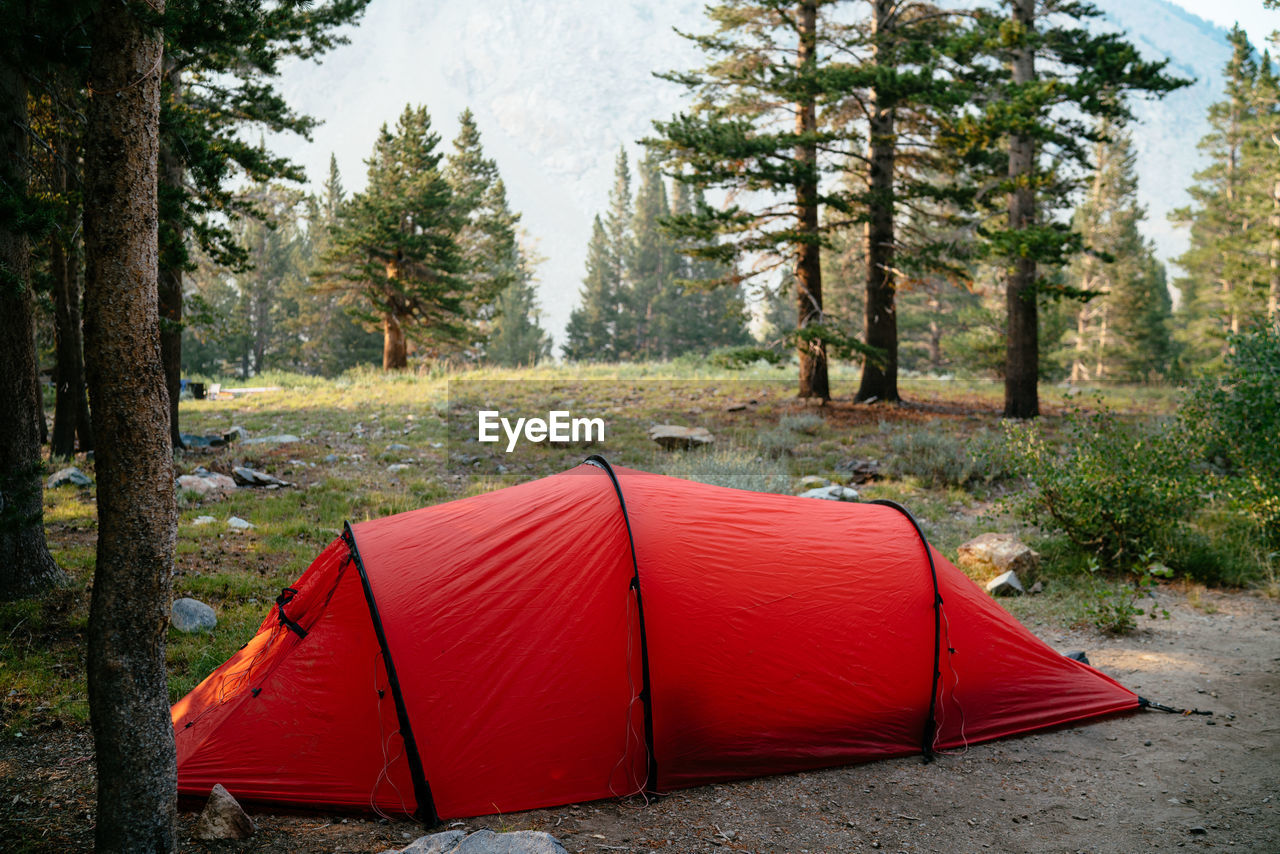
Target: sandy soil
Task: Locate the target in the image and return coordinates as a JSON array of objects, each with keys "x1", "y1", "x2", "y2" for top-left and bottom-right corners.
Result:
[{"x1": 4, "y1": 586, "x2": 1278, "y2": 853}]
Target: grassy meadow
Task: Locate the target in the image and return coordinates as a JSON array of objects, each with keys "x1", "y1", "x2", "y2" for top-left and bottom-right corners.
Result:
[{"x1": 0, "y1": 362, "x2": 1258, "y2": 741}]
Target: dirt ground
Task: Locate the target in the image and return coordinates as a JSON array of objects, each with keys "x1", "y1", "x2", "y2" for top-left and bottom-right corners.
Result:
[{"x1": 3, "y1": 585, "x2": 1277, "y2": 854}]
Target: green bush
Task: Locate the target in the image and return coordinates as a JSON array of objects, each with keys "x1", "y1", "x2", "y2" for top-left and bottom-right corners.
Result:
[
  {"x1": 1004, "y1": 407, "x2": 1200, "y2": 570},
  {"x1": 708, "y1": 345, "x2": 786, "y2": 369},
  {"x1": 883, "y1": 425, "x2": 1012, "y2": 488},
  {"x1": 1181, "y1": 323, "x2": 1280, "y2": 547}
]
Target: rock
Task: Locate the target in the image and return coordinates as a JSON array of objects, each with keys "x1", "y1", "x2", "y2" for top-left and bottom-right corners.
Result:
[
  {"x1": 193, "y1": 783, "x2": 255, "y2": 840},
  {"x1": 839, "y1": 458, "x2": 881, "y2": 484},
  {"x1": 223, "y1": 426, "x2": 247, "y2": 442},
  {"x1": 323, "y1": 454, "x2": 339, "y2": 464},
  {"x1": 798, "y1": 485, "x2": 859, "y2": 502},
  {"x1": 171, "y1": 598, "x2": 217, "y2": 633},
  {"x1": 1029, "y1": 580, "x2": 1044, "y2": 595},
  {"x1": 241, "y1": 433, "x2": 301, "y2": 445},
  {"x1": 227, "y1": 516, "x2": 255, "y2": 531},
  {"x1": 648, "y1": 424, "x2": 714, "y2": 449},
  {"x1": 394, "y1": 829, "x2": 568, "y2": 854},
  {"x1": 180, "y1": 432, "x2": 228, "y2": 448},
  {"x1": 192, "y1": 515, "x2": 217, "y2": 526},
  {"x1": 176, "y1": 474, "x2": 238, "y2": 497},
  {"x1": 388, "y1": 463, "x2": 412, "y2": 473},
  {"x1": 798, "y1": 475, "x2": 831, "y2": 488},
  {"x1": 232, "y1": 466, "x2": 292, "y2": 488},
  {"x1": 47, "y1": 467, "x2": 91, "y2": 488},
  {"x1": 387, "y1": 443, "x2": 412, "y2": 453},
  {"x1": 985, "y1": 570, "x2": 1024, "y2": 596},
  {"x1": 1063, "y1": 650, "x2": 1090, "y2": 665},
  {"x1": 725, "y1": 403, "x2": 748, "y2": 412},
  {"x1": 1188, "y1": 826, "x2": 1207, "y2": 835},
  {"x1": 956, "y1": 533, "x2": 1040, "y2": 579}
]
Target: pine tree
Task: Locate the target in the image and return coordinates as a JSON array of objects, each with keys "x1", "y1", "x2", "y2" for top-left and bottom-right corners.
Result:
[
  {"x1": 947, "y1": 0, "x2": 1187, "y2": 416},
  {"x1": 445, "y1": 109, "x2": 521, "y2": 353},
  {"x1": 486, "y1": 244, "x2": 552, "y2": 367},
  {"x1": 651, "y1": 0, "x2": 862, "y2": 399},
  {"x1": 1064, "y1": 126, "x2": 1172, "y2": 382},
  {"x1": 82, "y1": 1, "x2": 177, "y2": 848},
  {"x1": 1173, "y1": 30, "x2": 1280, "y2": 371},
  {"x1": 563, "y1": 151, "x2": 633, "y2": 362},
  {"x1": 563, "y1": 216, "x2": 620, "y2": 362},
  {"x1": 321, "y1": 106, "x2": 467, "y2": 369},
  {"x1": 663, "y1": 181, "x2": 750, "y2": 354},
  {"x1": 623, "y1": 154, "x2": 679, "y2": 359}
]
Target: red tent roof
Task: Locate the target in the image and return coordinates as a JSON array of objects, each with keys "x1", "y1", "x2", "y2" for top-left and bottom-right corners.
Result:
[{"x1": 172, "y1": 459, "x2": 1137, "y2": 821}]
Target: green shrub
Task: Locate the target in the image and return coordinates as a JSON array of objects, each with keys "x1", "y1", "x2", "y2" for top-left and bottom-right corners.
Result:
[
  {"x1": 1083, "y1": 554, "x2": 1171, "y2": 635},
  {"x1": 882, "y1": 425, "x2": 1012, "y2": 488},
  {"x1": 655, "y1": 445, "x2": 791, "y2": 493},
  {"x1": 708, "y1": 345, "x2": 786, "y2": 369},
  {"x1": 778, "y1": 412, "x2": 823, "y2": 435},
  {"x1": 1181, "y1": 323, "x2": 1280, "y2": 547},
  {"x1": 1004, "y1": 407, "x2": 1200, "y2": 570}
]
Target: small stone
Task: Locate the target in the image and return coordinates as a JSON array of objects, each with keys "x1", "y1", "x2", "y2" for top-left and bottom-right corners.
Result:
[
  {"x1": 227, "y1": 516, "x2": 254, "y2": 530},
  {"x1": 387, "y1": 443, "x2": 412, "y2": 453},
  {"x1": 1064, "y1": 650, "x2": 1090, "y2": 665},
  {"x1": 725, "y1": 403, "x2": 748, "y2": 412},
  {"x1": 171, "y1": 598, "x2": 217, "y2": 633},
  {"x1": 1188, "y1": 827, "x2": 1207, "y2": 836},
  {"x1": 176, "y1": 474, "x2": 216, "y2": 497},
  {"x1": 192, "y1": 515, "x2": 217, "y2": 526},
  {"x1": 223, "y1": 426, "x2": 247, "y2": 442},
  {"x1": 324, "y1": 454, "x2": 339, "y2": 464},
  {"x1": 1029, "y1": 580, "x2": 1044, "y2": 595},
  {"x1": 232, "y1": 466, "x2": 292, "y2": 488},
  {"x1": 396, "y1": 828, "x2": 568, "y2": 854},
  {"x1": 388, "y1": 463, "x2": 411, "y2": 473},
  {"x1": 1144, "y1": 740, "x2": 1153, "y2": 747},
  {"x1": 798, "y1": 475, "x2": 831, "y2": 488},
  {"x1": 193, "y1": 784, "x2": 255, "y2": 840},
  {"x1": 798, "y1": 485, "x2": 859, "y2": 501},
  {"x1": 648, "y1": 424, "x2": 714, "y2": 449},
  {"x1": 47, "y1": 467, "x2": 92, "y2": 488},
  {"x1": 986, "y1": 570, "x2": 1025, "y2": 596},
  {"x1": 241, "y1": 433, "x2": 301, "y2": 445}
]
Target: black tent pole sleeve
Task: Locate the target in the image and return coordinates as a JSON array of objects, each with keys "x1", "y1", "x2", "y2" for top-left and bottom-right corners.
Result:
[
  {"x1": 867, "y1": 499, "x2": 943, "y2": 762},
  {"x1": 583, "y1": 455, "x2": 659, "y2": 794},
  {"x1": 343, "y1": 522, "x2": 439, "y2": 825}
]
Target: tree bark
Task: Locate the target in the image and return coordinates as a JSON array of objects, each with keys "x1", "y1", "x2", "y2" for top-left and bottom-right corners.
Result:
[
  {"x1": 0, "y1": 61, "x2": 64, "y2": 600},
  {"x1": 51, "y1": 118, "x2": 92, "y2": 457},
  {"x1": 158, "y1": 55, "x2": 185, "y2": 448},
  {"x1": 83, "y1": 2, "x2": 178, "y2": 850},
  {"x1": 794, "y1": 0, "x2": 828, "y2": 400},
  {"x1": 383, "y1": 311, "x2": 409, "y2": 369},
  {"x1": 856, "y1": 0, "x2": 899, "y2": 403},
  {"x1": 1004, "y1": 0, "x2": 1039, "y2": 418}
]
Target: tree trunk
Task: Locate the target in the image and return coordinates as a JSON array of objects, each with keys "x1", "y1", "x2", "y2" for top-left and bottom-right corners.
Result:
[
  {"x1": 1004, "y1": 0, "x2": 1039, "y2": 418},
  {"x1": 51, "y1": 120, "x2": 91, "y2": 458},
  {"x1": 383, "y1": 311, "x2": 408, "y2": 369},
  {"x1": 794, "y1": 0, "x2": 828, "y2": 400},
  {"x1": 0, "y1": 62, "x2": 63, "y2": 600},
  {"x1": 856, "y1": 0, "x2": 899, "y2": 403},
  {"x1": 82, "y1": 2, "x2": 178, "y2": 850},
  {"x1": 1071, "y1": 303, "x2": 1089, "y2": 383},
  {"x1": 158, "y1": 55, "x2": 185, "y2": 449}
]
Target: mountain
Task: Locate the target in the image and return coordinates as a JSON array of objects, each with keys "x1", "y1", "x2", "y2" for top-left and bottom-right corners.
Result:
[{"x1": 270, "y1": 0, "x2": 1234, "y2": 343}]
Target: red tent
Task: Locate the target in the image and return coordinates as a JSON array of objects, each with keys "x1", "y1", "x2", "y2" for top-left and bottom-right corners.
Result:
[{"x1": 172, "y1": 458, "x2": 1138, "y2": 821}]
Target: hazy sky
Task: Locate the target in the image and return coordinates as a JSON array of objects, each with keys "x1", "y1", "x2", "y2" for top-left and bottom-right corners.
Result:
[{"x1": 1173, "y1": 0, "x2": 1277, "y2": 47}]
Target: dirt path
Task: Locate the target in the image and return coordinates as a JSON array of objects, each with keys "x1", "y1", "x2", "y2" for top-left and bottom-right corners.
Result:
[{"x1": 5, "y1": 587, "x2": 1278, "y2": 853}]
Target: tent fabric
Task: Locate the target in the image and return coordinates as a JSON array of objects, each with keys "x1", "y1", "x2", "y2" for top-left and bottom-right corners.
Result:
[{"x1": 172, "y1": 460, "x2": 1138, "y2": 821}]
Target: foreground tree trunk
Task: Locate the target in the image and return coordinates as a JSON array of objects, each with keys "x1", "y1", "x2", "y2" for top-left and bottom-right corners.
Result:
[
  {"x1": 0, "y1": 63, "x2": 64, "y2": 600},
  {"x1": 83, "y1": 2, "x2": 178, "y2": 850},
  {"x1": 1004, "y1": 0, "x2": 1039, "y2": 418},
  {"x1": 159, "y1": 55, "x2": 185, "y2": 448},
  {"x1": 794, "y1": 0, "x2": 829, "y2": 400},
  {"x1": 50, "y1": 114, "x2": 93, "y2": 457},
  {"x1": 856, "y1": 0, "x2": 900, "y2": 403}
]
